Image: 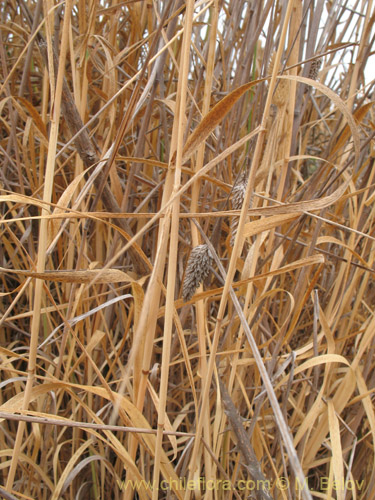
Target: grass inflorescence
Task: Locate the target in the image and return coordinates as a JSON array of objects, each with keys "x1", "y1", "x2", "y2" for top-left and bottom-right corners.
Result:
[{"x1": 1, "y1": 1, "x2": 375, "y2": 499}]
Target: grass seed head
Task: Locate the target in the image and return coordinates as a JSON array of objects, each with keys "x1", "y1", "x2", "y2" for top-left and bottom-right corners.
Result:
[
  {"x1": 231, "y1": 176, "x2": 248, "y2": 246},
  {"x1": 308, "y1": 58, "x2": 322, "y2": 81},
  {"x1": 182, "y1": 244, "x2": 213, "y2": 302}
]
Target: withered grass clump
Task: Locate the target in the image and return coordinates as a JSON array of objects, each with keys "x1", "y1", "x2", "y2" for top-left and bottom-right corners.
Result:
[{"x1": 1, "y1": 1, "x2": 375, "y2": 499}]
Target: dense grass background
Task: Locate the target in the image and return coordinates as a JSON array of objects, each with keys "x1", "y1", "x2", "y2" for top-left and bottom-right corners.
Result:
[{"x1": 1, "y1": 0, "x2": 375, "y2": 498}]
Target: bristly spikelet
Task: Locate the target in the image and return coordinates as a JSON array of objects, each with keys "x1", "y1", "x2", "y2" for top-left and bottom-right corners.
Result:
[
  {"x1": 304, "y1": 59, "x2": 322, "y2": 93},
  {"x1": 182, "y1": 245, "x2": 213, "y2": 302},
  {"x1": 232, "y1": 180, "x2": 247, "y2": 210},
  {"x1": 308, "y1": 58, "x2": 322, "y2": 81},
  {"x1": 230, "y1": 176, "x2": 247, "y2": 246}
]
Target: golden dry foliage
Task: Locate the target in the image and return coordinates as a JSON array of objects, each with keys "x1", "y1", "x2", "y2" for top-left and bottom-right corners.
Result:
[{"x1": 1, "y1": 0, "x2": 375, "y2": 499}]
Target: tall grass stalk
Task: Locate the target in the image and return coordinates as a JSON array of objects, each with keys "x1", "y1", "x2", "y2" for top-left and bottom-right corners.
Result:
[{"x1": 1, "y1": 1, "x2": 375, "y2": 499}]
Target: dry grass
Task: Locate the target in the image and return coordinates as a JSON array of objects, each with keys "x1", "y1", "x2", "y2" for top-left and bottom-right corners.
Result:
[{"x1": 1, "y1": 0, "x2": 375, "y2": 499}]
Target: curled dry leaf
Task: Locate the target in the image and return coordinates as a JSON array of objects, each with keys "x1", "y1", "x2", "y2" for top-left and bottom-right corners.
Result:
[{"x1": 181, "y1": 79, "x2": 263, "y2": 163}]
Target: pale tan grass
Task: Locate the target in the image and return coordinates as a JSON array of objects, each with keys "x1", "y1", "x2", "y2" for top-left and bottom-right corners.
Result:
[{"x1": 1, "y1": 0, "x2": 375, "y2": 499}]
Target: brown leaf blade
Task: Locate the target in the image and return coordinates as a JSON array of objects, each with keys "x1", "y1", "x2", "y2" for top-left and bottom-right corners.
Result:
[
  {"x1": 182, "y1": 79, "x2": 263, "y2": 162},
  {"x1": 331, "y1": 101, "x2": 374, "y2": 156},
  {"x1": 0, "y1": 267, "x2": 135, "y2": 284},
  {"x1": 243, "y1": 212, "x2": 302, "y2": 238}
]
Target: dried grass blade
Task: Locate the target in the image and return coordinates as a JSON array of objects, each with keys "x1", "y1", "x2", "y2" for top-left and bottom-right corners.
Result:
[
  {"x1": 247, "y1": 180, "x2": 349, "y2": 216},
  {"x1": 328, "y1": 400, "x2": 344, "y2": 500},
  {"x1": 59, "y1": 454, "x2": 114, "y2": 498},
  {"x1": 0, "y1": 194, "x2": 50, "y2": 210},
  {"x1": 47, "y1": 169, "x2": 87, "y2": 246},
  {"x1": 278, "y1": 75, "x2": 361, "y2": 167},
  {"x1": 243, "y1": 212, "x2": 302, "y2": 239},
  {"x1": 51, "y1": 438, "x2": 95, "y2": 500},
  {"x1": 0, "y1": 267, "x2": 138, "y2": 284},
  {"x1": 175, "y1": 254, "x2": 325, "y2": 306},
  {"x1": 146, "y1": 381, "x2": 177, "y2": 460},
  {"x1": 355, "y1": 370, "x2": 375, "y2": 461},
  {"x1": 182, "y1": 79, "x2": 263, "y2": 163},
  {"x1": 198, "y1": 231, "x2": 312, "y2": 500},
  {"x1": 331, "y1": 101, "x2": 374, "y2": 157},
  {"x1": 304, "y1": 312, "x2": 375, "y2": 465},
  {"x1": 219, "y1": 379, "x2": 273, "y2": 500},
  {"x1": 12, "y1": 96, "x2": 47, "y2": 137},
  {"x1": 1, "y1": 381, "x2": 183, "y2": 498}
]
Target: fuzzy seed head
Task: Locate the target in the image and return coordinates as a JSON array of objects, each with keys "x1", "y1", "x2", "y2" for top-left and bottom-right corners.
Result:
[
  {"x1": 182, "y1": 245, "x2": 213, "y2": 302},
  {"x1": 232, "y1": 181, "x2": 247, "y2": 210},
  {"x1": 231, "y1": 177, "x2": 248, "y2": 246},
  {"x1": 308, "y1": 59, "x2": 322, "y2": 81}
]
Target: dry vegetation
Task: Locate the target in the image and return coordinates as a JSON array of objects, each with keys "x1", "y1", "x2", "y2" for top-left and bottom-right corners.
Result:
[{"x1": 1, "y1": 0, "x2": 375, "y2": 499}]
